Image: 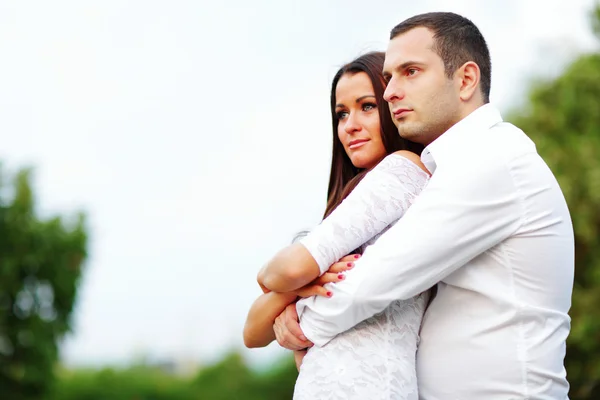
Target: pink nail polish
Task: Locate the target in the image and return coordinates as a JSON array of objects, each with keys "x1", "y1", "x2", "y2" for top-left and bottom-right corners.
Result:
[
  {"x1": 354, "y1": 254, "x2": 360, "y2": 259},
  {"x1": 347, "y1": 262, "x2": 353, "y2": 267},
  {"x1": 327, "y1": 291, "x2": 333, "y2": 297},
  {"x1": 338, "y1": 274, "x2": 344, "y2": 280}
]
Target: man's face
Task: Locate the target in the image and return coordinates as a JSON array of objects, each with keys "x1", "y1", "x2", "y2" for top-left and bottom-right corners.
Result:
[{"x1": 383, "y1": 27, "x2": 461, "y2": 146}]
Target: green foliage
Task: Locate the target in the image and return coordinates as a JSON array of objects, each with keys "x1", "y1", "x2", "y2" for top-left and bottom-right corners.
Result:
[
  {"x1": 49, "y1": 352, "x2": 298, "y2": 400},
  {"x1": 0, "y1": 168, "x2": 88, "y2": 399},
  {"x1": 51, "y1": 366, "x2": 199, "y2": 400},
  {"x1": 506, "y1": 32, "x2": 600, "y2": 400},
  {"x1": 592, "y1": 1, "x2": 600, "y2": 39},
  {"x1": 191, "y1": 352, "x2": 297, "y2": 400},
  {"x1": 192, "y1": 352, "x2": 257, "y2": 400}
]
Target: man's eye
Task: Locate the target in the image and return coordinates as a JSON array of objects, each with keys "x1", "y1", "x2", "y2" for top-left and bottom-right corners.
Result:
[{"x1": 407, "y1": 68, "x2": 418, "y2": 76}]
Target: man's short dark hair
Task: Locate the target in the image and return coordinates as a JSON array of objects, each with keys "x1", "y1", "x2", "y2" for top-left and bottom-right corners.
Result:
[{"x1": 390, "y1": 12, "x2": 491, "y2": 103}]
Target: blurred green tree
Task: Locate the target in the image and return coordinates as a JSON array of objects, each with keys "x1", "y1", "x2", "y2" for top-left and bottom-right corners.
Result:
[
  {"x1": 592, "y1": 1, "x2": 600, "y2": 39},
  {"x1": 51, "y1": 366, "x2": 198, "y2": 400},
  {"x1": 0, "y1": 168, "x2": 88, "y2": 399},
  {"x1": 507, "y1": 3, "x2": 600, "y2": 398},
  {"x1": 251, "y1": 355, "x2": 298, "y2": 399},
  {"x1": 192, "y1": 351, "x2": 295, "y2": 400},
  {"x1": 50, "y1": 351, "x2": 299, "y2": 400},
  {"x1": 193, "y1": 352, "x2": 257, "y2": 400}
]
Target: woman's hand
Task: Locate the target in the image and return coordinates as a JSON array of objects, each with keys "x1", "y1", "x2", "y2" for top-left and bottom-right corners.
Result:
[{"x1": 294, "y1": 254, "x2": 359, "y2": 298}]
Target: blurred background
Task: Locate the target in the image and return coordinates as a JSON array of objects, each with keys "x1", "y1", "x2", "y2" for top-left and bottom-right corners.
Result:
[{"x1": 0, "y1": 0, "x2": 599, "y2": 399}]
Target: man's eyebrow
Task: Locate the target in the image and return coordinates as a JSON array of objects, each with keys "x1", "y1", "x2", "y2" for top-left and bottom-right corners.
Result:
[
  {"x1": 384, "y1": 60, "x2": 427, "y2": 75},
  {"x1": 396, "y1": 61, "x2": 426, "y2": 70}
]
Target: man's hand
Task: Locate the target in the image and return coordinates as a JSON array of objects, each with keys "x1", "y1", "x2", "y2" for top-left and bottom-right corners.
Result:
[
  {"x1": 273, "y1": 303, "x2": 312, "y2": 350},
  {"x1": 273, "y1": 254, "x2": 360, "y2": 350},
  {"x1": 294, "y1": 254, "x2": 359, "y2": 298}
]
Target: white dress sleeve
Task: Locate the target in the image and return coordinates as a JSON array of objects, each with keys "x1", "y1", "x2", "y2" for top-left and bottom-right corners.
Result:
[{"x1": 299, "y1": 153, "x2": 430, "y2": 275}]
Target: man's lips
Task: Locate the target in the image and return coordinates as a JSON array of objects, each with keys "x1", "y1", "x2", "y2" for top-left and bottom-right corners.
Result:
[
  {"x1": 349, "y1": 139, "x2": 369, "y2": 150},
  {"x1": 392, "y1": 108, "x2": 412, "y2": 118}
]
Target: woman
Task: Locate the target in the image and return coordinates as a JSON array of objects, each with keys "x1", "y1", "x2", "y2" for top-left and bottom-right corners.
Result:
[{"x1": 244, "y1": 52, "x2": 430, "y2": 399}]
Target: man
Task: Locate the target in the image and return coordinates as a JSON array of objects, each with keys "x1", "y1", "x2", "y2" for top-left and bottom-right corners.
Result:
[{"x1": 273, "y1": 12, "x2": 574, "y2": 399}]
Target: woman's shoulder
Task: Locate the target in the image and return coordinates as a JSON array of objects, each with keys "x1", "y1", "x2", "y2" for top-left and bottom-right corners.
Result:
[{"x1": 381, "y1": 150, "x2": 431, "y2": 177}]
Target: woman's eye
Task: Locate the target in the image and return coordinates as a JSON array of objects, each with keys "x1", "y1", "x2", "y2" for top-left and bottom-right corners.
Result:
[
  {"x1": 336, "y1": 111, "x2": 349, "y2": 120},
  {"x1": 363, "y1": 103, "x2": 377, "y2": 112}
]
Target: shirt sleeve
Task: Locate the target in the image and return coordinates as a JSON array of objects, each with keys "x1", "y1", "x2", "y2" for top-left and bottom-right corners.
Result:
[
  {"x1": 298, "y1": 158, "x2": 525, "y2": 346},
  {"x1": 299, "y1": 153, "x2": 430, "y2": 275}
]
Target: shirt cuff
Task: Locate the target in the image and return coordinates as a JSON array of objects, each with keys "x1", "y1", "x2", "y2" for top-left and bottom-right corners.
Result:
[{"x1": 296, "y1": 298, "x2": 335, "y2": 347}]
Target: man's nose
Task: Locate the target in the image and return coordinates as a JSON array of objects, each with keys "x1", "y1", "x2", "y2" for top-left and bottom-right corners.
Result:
[{"x1": 384, "y1": 77, "x2": 404, "y2": 103}]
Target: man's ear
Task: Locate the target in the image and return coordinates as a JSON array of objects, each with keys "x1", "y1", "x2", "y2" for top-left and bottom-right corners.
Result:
[{"x1": 457, "y1": 61, "x2": 481, "y2": 102}]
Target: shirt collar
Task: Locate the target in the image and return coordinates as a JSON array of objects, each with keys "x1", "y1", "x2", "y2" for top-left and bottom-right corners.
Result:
[{"x1": 420, "y1": 103, "x2": 503, "y2": 174}]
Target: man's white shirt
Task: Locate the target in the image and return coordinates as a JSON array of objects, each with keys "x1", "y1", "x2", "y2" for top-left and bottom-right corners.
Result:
[{"x1": 297, "y1": 104, "x2": 574, "y2": 399}]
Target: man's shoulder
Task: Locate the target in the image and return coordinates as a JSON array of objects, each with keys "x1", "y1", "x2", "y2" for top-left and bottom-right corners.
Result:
[
  {"x1": 489, "y1": 120, "x2": 534, "y2": 145},
  {"x1": 481, "y1": 122, "x2": 537, "y2": 162},
  {"x1": 437, "y1": 123, "x2": 533, "y2": 182}
]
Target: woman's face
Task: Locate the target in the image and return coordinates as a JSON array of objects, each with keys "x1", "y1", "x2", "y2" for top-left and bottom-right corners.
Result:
[{"x1": 335, "y1": 72, "x2": 387, "y2": 169}]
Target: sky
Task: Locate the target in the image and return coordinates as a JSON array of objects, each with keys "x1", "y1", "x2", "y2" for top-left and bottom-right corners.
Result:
[{"x1": 0, "y1": 0, "x2": 598, "y2": 369}]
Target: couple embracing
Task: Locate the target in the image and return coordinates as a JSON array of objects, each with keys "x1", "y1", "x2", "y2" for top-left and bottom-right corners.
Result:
[{"x1": 245, "y1": 11, "x2": 574, "y2": 400}]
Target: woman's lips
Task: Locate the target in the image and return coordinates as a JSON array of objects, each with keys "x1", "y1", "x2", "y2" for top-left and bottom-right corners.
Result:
[{"x1": 349, "y1": 139, "x2": 369, "y2": 150}]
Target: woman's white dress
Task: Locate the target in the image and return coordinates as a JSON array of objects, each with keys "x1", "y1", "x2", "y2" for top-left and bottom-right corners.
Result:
[{"x1": 294, "y1": 154, "x2": 430, "y2": 400}]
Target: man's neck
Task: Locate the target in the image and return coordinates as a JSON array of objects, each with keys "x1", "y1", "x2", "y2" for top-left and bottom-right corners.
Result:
[{"x1": 458, "y1": 100, "x2": 487, "y2": 122}]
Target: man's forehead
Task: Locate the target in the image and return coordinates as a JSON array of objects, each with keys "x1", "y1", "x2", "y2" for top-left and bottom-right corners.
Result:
[
  {"x1": 384, "y1": 28, "x2": 435, "y2": 68},
  {"x1": 390, "y1": 26, "x2": 435, "y2": 46}
]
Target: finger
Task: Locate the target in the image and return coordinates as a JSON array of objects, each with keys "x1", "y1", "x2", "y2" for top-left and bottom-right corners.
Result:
[
  {"x1": 297, "y1": 285, "x2": 332, "y2": 298},
  {"x1": 275, "y1": 312, "x2": 304, "y2": 350},
  {"x1": 340, "y1": 253, "x2": 361, "y2": 262},
  {"x1": 316, "y1": 272, "x2": 346, "y2": 285},
  {"x1": 275, "y1": 320, "x2": 306, "y2": 350},
  {"x1": 328, "y1": 260, "x2": 356, "y2": 273},
  {"x1": 283, "y1": 333, "x2": 309, "y2": 350},
  {"x1": 287, "y1": 303, "x2": 299, "y2": 318},
  {"x1": 274, "y1": 307, "x2": 312, "y2": 350},
  {"x1": 282, "y1": 327, "x2": 310, "y2": 351},
  {"x1": 273, "y1": 315, "x2": 286, "y2": 346},
  {"x1": 285, "y1": 306, "x2": 313, "y2": 346}
]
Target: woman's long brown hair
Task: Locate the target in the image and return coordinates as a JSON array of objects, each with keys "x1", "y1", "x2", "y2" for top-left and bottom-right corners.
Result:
[{"x1": 323, "y1": 52, "x2": 424, "y2": 219}]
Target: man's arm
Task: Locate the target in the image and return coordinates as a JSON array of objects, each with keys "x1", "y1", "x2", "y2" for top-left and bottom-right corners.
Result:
[
  {"x1": 259, "y1": 152, "x2": 429, "y2": 293},
  {"x1": 297, "y1": 160, "x2": 524, "y2": 346}
]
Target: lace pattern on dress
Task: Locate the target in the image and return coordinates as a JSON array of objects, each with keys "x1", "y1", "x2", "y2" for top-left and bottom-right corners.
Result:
[{"x1": 294, "y1": 154, "x2": 430, "y2": 399}]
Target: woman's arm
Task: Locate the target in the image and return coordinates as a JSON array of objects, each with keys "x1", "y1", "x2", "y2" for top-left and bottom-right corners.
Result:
[
  {"x1": 243, "y1": 291, "x2": 298, "y2": 348},
  {"x1": 257, "y1": 245, "x2": 321, "y2": 295},
  {"x1": 246, "y1": 265, "x2": 351, "y2": 348},
  {"x1": 259, "y1": 151, "x2": 430, "y2": 292}
]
